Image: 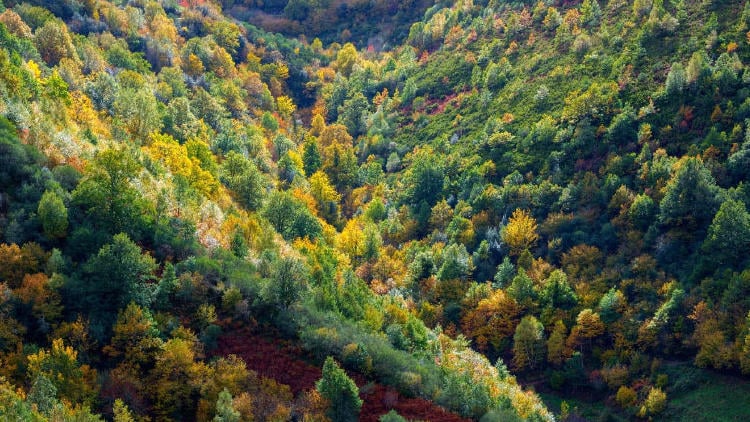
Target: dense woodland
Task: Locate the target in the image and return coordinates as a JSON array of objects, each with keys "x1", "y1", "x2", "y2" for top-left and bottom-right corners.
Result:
[{"x1": 1, "y1": 0, "x2": 750, "y2": 421}]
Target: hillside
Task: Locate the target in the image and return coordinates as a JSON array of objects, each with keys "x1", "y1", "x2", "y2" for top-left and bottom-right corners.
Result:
[{"x1": 1, "y1": 0, "x2": 750, "y2": 421}]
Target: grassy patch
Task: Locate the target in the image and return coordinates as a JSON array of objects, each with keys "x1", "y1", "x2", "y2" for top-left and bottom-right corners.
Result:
[
  {"x1": 661, "y1": 363, "x2": 750, "y2": 422},
  {"x1": 538, "y1": 363, "x2": 750, "y2": 422}
]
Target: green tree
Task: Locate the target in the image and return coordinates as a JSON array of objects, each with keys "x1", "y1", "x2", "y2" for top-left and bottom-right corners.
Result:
[
  {"x1": 379, "y1": 410, "x2": 407, "y2": 421},
  {"x1": 38, "y1": 189, "x2": 68, "y2": 239},
  {"x1": 114, "y1": 88, "x2": 163, "y2": 142},
  {"x1": 507, "y1": 268, "x2": 537, "y2": 307},
  {"x1": 220, "y1": 151, "x2": 268, "y2": 211},
  {"x1": 512, "y1": 315, "x2": 545, "y2": 371},
  {"x1": 580, "y1": 0, "x2": 602, "y2": 27},
  {"x1": 665, "y1": 62, "x2": 686, "y2": 96},
  {"x1": 263, "y1": 256, "x2": 308, "y2": 311},
  {"x1": 338, "y1": 92, "x2": 369, "y2": 137},
  {"x1": 629, "y1": 193, "x2": 656, "y2": 231},
  {"x1": 316, "y1": 357, "x2": 362, "y2": 422},
  {"x1": 659, "y1": 157, "x2": 720, "y2": 233},
  {"x1": 213, "y1": 389, "x2": 240, "y2": 422},
  {"x1": 702, "y1": 199, "x2": 750, "y2": 268},
  {"x1": 67, "y1": 233, "x2": 156, "y2": 337},
  {"x1": 540, "y1": 269, "x2": 578, "y2": 310},
  {"x1": 493, "y1": 257, "x2": 515, "y2": 288},
  {"x1": 403, "y1": 148, "x2": 444, "y2": 207},
  {"x1": 27, "y1": 374, "x2": 58, "y2": 416},
  {"x1": 303, "y1": 138, "x2": 322, "y2": 175},
  {"x1": 262, "y1": 190, "x2": 322, "y2": 240},
  {"x1": 72, "y1": 148, "x2": 148, "y2": 238},
  {"x1": 437, "y1": 243, "x2": 472, "y2": 281}
]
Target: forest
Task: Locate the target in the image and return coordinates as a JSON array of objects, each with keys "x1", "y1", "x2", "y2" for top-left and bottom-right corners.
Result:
[{"x1": 0, "y1": 0, "x2": 750, "y2": 421}]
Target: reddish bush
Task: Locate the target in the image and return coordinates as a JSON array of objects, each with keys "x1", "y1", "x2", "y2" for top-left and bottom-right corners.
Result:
[{"x1": 217, "y1": 329, "x2": 469, "y2": 421}]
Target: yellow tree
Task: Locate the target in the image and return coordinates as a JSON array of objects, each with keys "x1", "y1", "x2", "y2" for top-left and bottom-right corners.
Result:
[
  {"x1": 338, "y1": 219, "x2": 366, "y2": 265},
  {"x1": 15, "y1": 273, "x2": 62, "y2": 323},
  {"x1": 336, "y1": 43, "x2": 358, "y2": 77},
  {"x1": 547, "y1": 320, "x2": 570, "y2": 366},
  {"x1": 145, "y1": 133, "x2": 220, "y2": 197},
  {"x1": 567, "y1": 309, "x2": 605, "y2": 352},
  {"x1": 309, "y1": 170, "x2": 341, "y2": 224},
  {"x1": 27, "y1": 338, "x2": 98, "y2": 405},
  {"x1": 103, "y1": 302, "x2": 163, "y2": 369},
  {"x1": 276, "y1": 95, "x2": 296, "y2": 119},
  {"x1": 502, "y1": 209, "x2": 538, "y2": 255},
  {"x1": 149, "y1": 337, "x2": 204, "y2": 420},
  {"x1": 461, "y1": 290, "x2": 521, "y2": 353}
]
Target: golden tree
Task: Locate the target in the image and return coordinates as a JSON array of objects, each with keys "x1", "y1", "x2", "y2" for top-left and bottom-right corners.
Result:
[{"x1": 502, "y1": 209, "x2": 539, "y2": 255}]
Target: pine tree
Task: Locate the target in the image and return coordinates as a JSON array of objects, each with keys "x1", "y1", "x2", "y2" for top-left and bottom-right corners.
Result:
[
  {"x1": 213, "y1": 389, "x2": 240, "y2": 422},
  {"x1": 316, "y1": 357, "x2": 362, "y2": 422}
]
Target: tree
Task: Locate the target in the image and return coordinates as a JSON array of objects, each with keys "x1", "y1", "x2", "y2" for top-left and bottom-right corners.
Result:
[
  {"x1": 379, "y1": 410, "x2": 407, "y2": 422},
  {"x1": 309, "y1": 170, "x2": 340, "y2": 224},
  {"x1": 502, "y1": 209, "x2": 538, "y2": 256},
  {"x1": 461, "y1": 290, "x2": 521, "y2": 354},
  {"x1": 113, "y1": 399, "x2": 135, "y2": 422},
  {"x1": 702, "y1": 199, "x2": 750, "y2": 268},
  {"x1": 540, "y1": 269, "x2": 578, "y2": 310},
  {"x1": 740, "y1": 312, "x2": 750, "y2": 375},
  {"x1": 214, "y1": 389, "x2": 240, "y2": 422},
  {"x1": 493, "y1": 257, "x2": 515, "y2": 288},
  {"x1": 512, "y1": 315, "x2": 545, "y2": 371},
  {"x1": 72, "y1": 148, "x2": 148, "y2": 237},
  {"x1": 263, "y1": 256, "x2": 308, "y2": 311},
  {"x1": 547, "y1": 320, "x2": 569, "y2": 366},
  {"x1": 262, "y1": 191, "x2": 322, "y2": 241},
  {"x1": 16, "y1": 273, "x2": 63, "y2": 323},
  {"x1": 220, "y1": 151, "x2": 268, "y2": 211},
  {"x1": 665, "y1": 62, "x2": 686, "y2": 96},
  {"x1": 567, "y1": 309, "x2": 604, "y2": 352},
  {"x1": 150, "y1": 337, "x2": 201, "y2": 421},
  {"x1": 338, "y1": 93, "x2": 369, "y2": 137},
  {"x1": 303, "y1": 138, "x2": 322, "y2": 175},
  {"x1": 38, "y1": 190, "x2": 68, "y2": 239},
  {"x1": 34, "y1": 20, "x2": 77, "y2": 66},
  {"x1": 0, "y1": 10, "x2": 32, "y2": 38},
  {"x1": 114, "y1": 88, "x2": 163, "y2": 142},
  {"x1": 507, "y1": 268, "x2": 537, "y2": 308},
  {"x1": 580, "y1": 0, "x2": 601, "y2": 27},
  {"x1": 336, "y1": 43, "x2": 358, "y2": 77},
  {"x1": 27, "y1": 375, "x2": 58, "y2": 416},
  {"x1": 638, "y1": 387, "x2": 667, "y2": 418},
  {"x1": 659, "y1": 156, "x2": 720, "y2": 233},
  {"x1": 322, "y1": 143, "x2": 358, "y2": 192},
  {"x1": 403, "y1": 148, "x2": 444, "y2": 207},
  {"x1": 67, "y1": 233, "x2": 156, "y2": 336},
  {"x1": 629, "y1": 193, "x2": 656, "y2": 231},
  {"x1": 26, "y1": 338, "x2": 98, "y2": 405},
  {"x1": 598, "y1": 287, "x2": 624, "y2": 323},
  {"x1": 606, "y1": 105, "x2": 637, "y2": 145},
  {"x1": 316, "y1": 357, "x2": 362, "y2": 422},
  {"x1": 103, "y1": 302, "x2": 162, "y2": 369},
  {"x1": 437, "y1": 243, "x2": 472, "y2": 281}
]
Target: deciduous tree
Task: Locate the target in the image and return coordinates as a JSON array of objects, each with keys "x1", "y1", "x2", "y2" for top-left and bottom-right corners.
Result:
[
  {"x1": 502, "y1": 209, "x2": 538, "y2": 256},
  {"x1": 512, "y1": 315, "x2": 545, "y2": 371}
]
